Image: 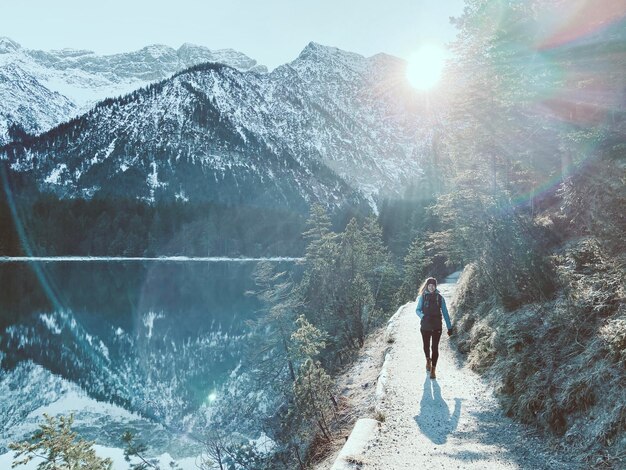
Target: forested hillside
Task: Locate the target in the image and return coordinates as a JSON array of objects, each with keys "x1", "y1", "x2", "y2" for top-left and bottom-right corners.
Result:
[
  {"x1": 405, "y1": 1, "x2": 626, "y2": 466},
  {"x1": 0, "y1": 189, "x2": 308, "y2": 257},
  {"x1": 186, "y1": 206, "x2": 399, "y2": 468}
]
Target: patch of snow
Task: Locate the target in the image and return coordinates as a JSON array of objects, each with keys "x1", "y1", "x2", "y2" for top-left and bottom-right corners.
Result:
[
  {"x1": 251, "y1": 431, "x2": 276, "y2": 454},
  {"x1": 375, "y1": 354, "x2": 390, "y2": 401},
  {"x1": 331, "y1": 419, "x2": 379, "y2": 470},
  {"x1": 99, "y1": 340, "x2": 110, "y2": 362},
  {"x1": 81, "y1": 186, "x2": 99, "y2": 198},
  {"x1": 44, "y1": 163, "x2": 67, "y2": 184},
  {"x1": 39, "y1": 313, "x2": 62, "y2": 334},
  {"x1": 143, "y1": 311, "x2": 164, "y2": 339},
  {"x1": 175, "y1": 190, "x2": 189, "y2": 202},
  {"x1": 27, "y1": 390, "x2": 137, "y2": 422}
]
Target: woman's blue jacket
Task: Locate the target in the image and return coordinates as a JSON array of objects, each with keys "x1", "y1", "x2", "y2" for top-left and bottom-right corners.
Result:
[{"x1": 415, "y1": 289, "x2": 452, "y2": 331}]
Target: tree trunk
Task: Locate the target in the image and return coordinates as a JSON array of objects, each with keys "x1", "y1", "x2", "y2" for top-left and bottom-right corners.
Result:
[
  {"x1": 294, "y1": 445, "x2": 306, "y2": 470},
  {"x1": 329, "y1": 392, "x2": 339, "y2": 411}
]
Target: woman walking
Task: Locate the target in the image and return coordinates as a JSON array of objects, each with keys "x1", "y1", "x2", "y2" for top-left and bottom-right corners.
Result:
[{"x1": 416, "y1": 277, "x2": 453, "y2": 379}]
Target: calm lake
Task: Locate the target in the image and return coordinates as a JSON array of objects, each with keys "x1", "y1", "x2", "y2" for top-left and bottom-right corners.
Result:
[{"x1": 0, "y1": 259, "x2": 301, "y2": 457}]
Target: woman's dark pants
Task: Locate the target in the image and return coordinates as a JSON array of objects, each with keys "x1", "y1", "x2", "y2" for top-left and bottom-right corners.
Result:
[{"x1": 421, "y1": 329, "x2": 442, "y2": 367}]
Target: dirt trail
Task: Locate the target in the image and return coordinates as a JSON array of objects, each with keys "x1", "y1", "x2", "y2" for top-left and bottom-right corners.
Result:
[{"x1": 359, "y1": 279, "x2": 578, "y2": 469}]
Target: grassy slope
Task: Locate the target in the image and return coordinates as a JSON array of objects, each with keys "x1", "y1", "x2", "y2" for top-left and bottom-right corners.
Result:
[{"x1": 451, "y1": 233, "x2": 625, "y2": 468}]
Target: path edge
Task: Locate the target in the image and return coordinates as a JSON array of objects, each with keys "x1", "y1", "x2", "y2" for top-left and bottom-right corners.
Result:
[{"x1": 329, "y1": 303, "x2": 408, "y2": 469}]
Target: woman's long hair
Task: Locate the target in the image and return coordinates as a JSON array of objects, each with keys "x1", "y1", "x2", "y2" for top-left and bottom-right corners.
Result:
[{"x1": 417, "y1": 279, "x2": 429, "y2": 297}]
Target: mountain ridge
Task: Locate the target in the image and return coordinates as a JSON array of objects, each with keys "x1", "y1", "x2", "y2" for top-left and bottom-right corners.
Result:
[
  {"x1": 2, "y1": 39, "x2": 434, "y2": 214},
  {"x1": 0, "y1": 37, "x2": 268, "y2": 144}
]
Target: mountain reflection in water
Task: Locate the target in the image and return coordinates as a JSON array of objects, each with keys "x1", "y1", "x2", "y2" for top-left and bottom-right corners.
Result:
[{"x1": 0, "y1": 259, "x2": 300, "y2": 454}]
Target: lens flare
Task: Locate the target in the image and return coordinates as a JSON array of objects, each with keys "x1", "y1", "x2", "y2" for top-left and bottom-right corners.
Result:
[
  {"x1": 537, "y1": 0, "x2": 626, "y2": 50},
  {"x1": 1, "y1": 164, "x2": 63, "y2": 311}
]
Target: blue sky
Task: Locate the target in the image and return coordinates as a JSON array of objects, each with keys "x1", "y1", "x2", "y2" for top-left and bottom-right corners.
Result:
[{"x1": 1, "y1": 0, "x2": 465, "y2": 69}]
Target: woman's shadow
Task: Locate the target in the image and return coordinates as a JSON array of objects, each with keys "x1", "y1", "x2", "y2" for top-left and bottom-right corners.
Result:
[{"x1": 414, "y1": 376, "x2": 462, "y2": 444}]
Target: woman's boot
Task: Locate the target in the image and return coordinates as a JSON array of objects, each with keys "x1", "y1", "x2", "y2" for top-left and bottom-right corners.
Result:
[
  {"x1": 426, "y1": 358, "x2": 432, "y2": 372},
  {"x1": 430, "y1": 366, "x2": 436, "y2": 379}
]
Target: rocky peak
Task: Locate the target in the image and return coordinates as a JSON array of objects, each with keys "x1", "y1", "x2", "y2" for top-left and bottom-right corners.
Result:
[
  {"x1": 178, "y1": 43, "x2": 267, "y2": 73},
  {"x1": 177, "y1": 42, "x2": 210, "y2": 55},
  {"x1": 139, "y1": 44, "x2": 178, "y2": 60},
  {"x1": 296, "y1": 41, "x2": 363, "y2": 63},
  {"x1": 291, "y1": 41, "x2": 367, "y2": 80},
  {"x1": 0, "y1": 37, "x2": 21, "y2": 54},
  {"x1": 368, "y1": 52, "x2": 403, "y2": 68},
  {"x1": 296, "y1": 42, "x2": 335, "y2": 62}
]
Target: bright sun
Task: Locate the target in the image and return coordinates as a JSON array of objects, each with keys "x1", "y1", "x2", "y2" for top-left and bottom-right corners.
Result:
[{"x1": 406, "y1": 45, "x2": 447, "y2": 91}]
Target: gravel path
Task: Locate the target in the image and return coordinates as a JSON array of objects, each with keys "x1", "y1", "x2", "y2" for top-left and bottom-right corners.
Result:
[{"x1": 360, "y1": 279, "x2": 578, "y2": 470}]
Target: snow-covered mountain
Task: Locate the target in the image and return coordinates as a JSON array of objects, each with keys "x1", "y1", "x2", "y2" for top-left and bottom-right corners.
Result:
[
  {"x1": 2, "y1": 62, "x2": 367, "y2": 210},
  {"x1": 281, "y1": 42, "x2": 433, "y2": 201},
  {"x1": 1, "y1": 42, "x2": 433, "y2": 208},
  {"x1": 0, "y1": 62, "x2": 76, "y2": 142},
  {"x1": 0, "y1": 37, "x2": 267, "y2": 144}
]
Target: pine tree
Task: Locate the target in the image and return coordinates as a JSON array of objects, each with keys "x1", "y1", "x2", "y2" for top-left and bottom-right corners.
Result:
[
  {"x1": 301, "y1": 203, "x2": 334, "y2": 261},
  {"x1": 122, "y1": 432, "x2": 180, "y2": 470},
  {"x1": 247, "y1": 261, "x2": 300, "y2": 383},
  {"x1": 298, "y1": 206, "x2": 340, "y2": 340},
  {"x1": 396, "y1": 235, "x2": 429, "y2": 303},
  {"x1": 9, "y1": 414, "x2": 113, "y2": 470},
  {"x1": 290, "y1": 315, "x2": 328, "y2": 367},
  {"x1": 360, "y1": 216, "x2": 398, "y2": 313},
  {"x1": 290, "y1": 358, "x2": 336, "y2": 443}
]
